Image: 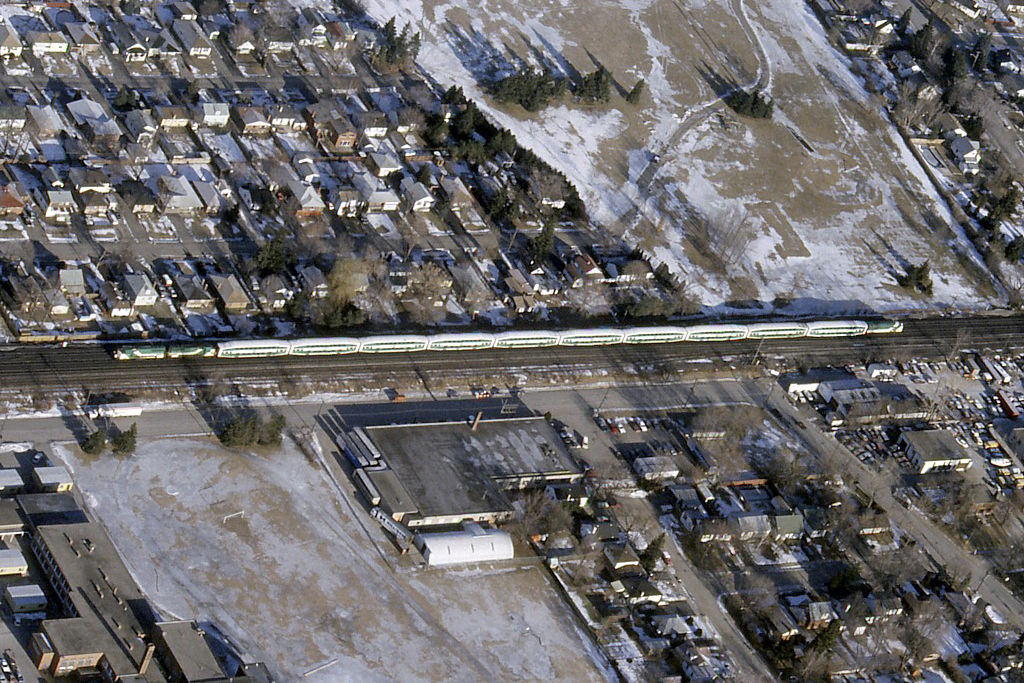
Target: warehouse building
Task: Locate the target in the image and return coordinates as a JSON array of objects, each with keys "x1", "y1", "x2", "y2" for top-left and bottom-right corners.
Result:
[
  {"x1": 900, "y1": 429, "x2": 975, "y2": 474},
  {"x1": 415, "y1": 522, "x2": 514, "y2": 566},
  {"x1": 353, "y1": 416, "x2": 582, "y2": 528}
]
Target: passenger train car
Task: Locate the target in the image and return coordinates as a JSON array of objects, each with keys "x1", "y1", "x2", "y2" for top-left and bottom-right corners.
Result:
[{"x1": 111, "y1": 318, "x2": 903, "y2": 360}]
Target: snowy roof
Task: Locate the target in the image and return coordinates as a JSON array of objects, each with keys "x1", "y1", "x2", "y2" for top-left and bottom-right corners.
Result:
[{"x1": 415, "y1": 523, "x2": 513, "y2": 566}]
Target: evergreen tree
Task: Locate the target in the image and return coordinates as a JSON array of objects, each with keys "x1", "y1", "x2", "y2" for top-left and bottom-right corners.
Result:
[
  {"x1": 254, "y1": 236, "x2": 289, "y2": 276},
  {"x1": 528, "y1": 220, "x2": 555, "y2": 264},
  {"x1": 575, "y1": 67, "x2": 612, "y2": 104},
  {"x1": 112, "y1": 86, "x2": 138, "y2": 111},
  {"x1": 625, "y1": 78, "x2": 646, "y2": 105},
  {"x1": 451, "y1": 102, "x2": 479, "y2": 140},
  {"x1": 896, "y1": 8, "x2": 911, "y2": 35},
  {"x1": 111, "y1": 423, "x2": 137, "y2": 455},
  {"x1": 257, "y1": 415, "x2": 286, "y2": 446},
  {"x1": 491, "y1": 69, "x2": 567, "y2": 112},
  {"x1": 974, "y1": 32, "x2": 992, "y2": 72},
  {"x1": 1006, "y1": 235, "x2": 1024, "y2": 261},
  {"x1": 82, "y1": 429, "x2": 107, "y2": 456},
  {"x1": 639, "y1": 533, "x2": 666, "y2": 573},
  {"x1": 442, "y1": 85, "x2": 467, "y2": 105},
  {"x1": 909, "y1": 20, "x2": 935, "y2": 60}
]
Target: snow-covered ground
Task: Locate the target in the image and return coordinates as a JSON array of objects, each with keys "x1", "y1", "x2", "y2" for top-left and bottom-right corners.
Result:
[
  {"x1": 308, "y1": 0, "x2": 1005, "y2": 313},
  {"x1": 53, "y1": 437, "x2": 611, "y2": 682}
]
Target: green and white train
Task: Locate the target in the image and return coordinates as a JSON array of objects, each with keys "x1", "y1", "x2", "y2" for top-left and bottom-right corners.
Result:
[{"x1": 112, "y1": 318, "x2": 902, "y2": 360}]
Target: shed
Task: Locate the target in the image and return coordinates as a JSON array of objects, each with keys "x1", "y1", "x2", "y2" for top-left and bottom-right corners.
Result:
[
  {"x1": 0, "y1": 469, "x2": 25, "y2": 494},
  {"x1": 415, "y1": 522, "x2": 514, "y2": 566},
  {"x1": 32, "y1": 466, "x2": 73, "y2": 493}
]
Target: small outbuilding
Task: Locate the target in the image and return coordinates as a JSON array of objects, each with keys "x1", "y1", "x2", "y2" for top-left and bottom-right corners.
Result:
[
  {"x1": 0, "y1": 548, "x2": 27, "y2": 576},
  {"x1": 31, "y1": 466, "x2": 73, "y2": 493},
  {"x1": 5, "y1": 584, "x2": 46, "y2": 613}
]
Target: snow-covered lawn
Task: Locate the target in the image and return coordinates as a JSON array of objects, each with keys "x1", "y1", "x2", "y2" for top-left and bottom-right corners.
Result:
[{"x1": 53, "y1": 437, "x2": 610, "y2": 682}]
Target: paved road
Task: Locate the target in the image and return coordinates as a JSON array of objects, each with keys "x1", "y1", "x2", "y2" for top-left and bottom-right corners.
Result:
[{"x1": 1, "y1": 314, "x2": 1022, "y2": 393}]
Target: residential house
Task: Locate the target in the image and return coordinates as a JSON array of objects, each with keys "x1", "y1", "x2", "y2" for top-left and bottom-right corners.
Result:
[
  {"x1": 36, "y1": 190, "x2": 75, "y2": 224},
  {"x1": 28, "y1": 106, "x2": 62, "y2": 136},
  {"x1": 603, "y1": 544, "x2": 641, "y2": 573},
  {"x1": 196, "y1": 102, "x2": 230, "y2": 128},
  {"x1": 172, "y1": 273, "x2": 214, "y2": 311},
  {"x1": 119, "y1": 182, "x2": 157, "y2": 214},
  {"x1": 951, "y1": 135, "x2": 982, "y2": 175},
  {"x1": 0, "y1": 185, "x2": 24, "y2": 217},
  {"x1": 172, "y1": 19, "x2": 213, "y2": 59},
  {"x1": 28, "y1": 31, "x2": 68, "y2": 57},
  {"x1": 191, "y1": 180, "x2": 224, "y2": 216},
  {"x1": 66, "y1": 98, "x2": 122, "y2": 147},
  {"x1": 267, "y1": 104, "x2": 304, "y2": 132},
  {"x1": 399, "y1": 177, "x2": 434, "y2": 212},
  {"x1": 262, "y1": 27, "x2": 294, "y2": 54},
  {"x1": 331, "y1": 187, "x2": 362, "y2": 217},
  {"x1": 298, "y1": 7, "x2": 329, "y2": 47},
  {"x1": 141, "y1": 27, "x2": 182, "y2": 60},
  {"x1": 81, "y1": 193, "x2": 109, "y2": 217},
  {"x1": 155, "y1": 106, "x2": 191, "y2": 132},
  {"x1": 159, "y1": 175, "x2": 203, "y2": 215},
  {"x1": 366, "y1": 151, "x2": 402, "y2": 177},
  {"x1": 1001, "y1": 73, "x2": 1024, "y2": 99},
  {"x1": 99, "y1": 282, "x2": 132, "y2": 317},
  {"x1": 298, "y1": 265, "x2": 329, "y2": 299},
  {"x1": 58, "y1": 268, "x2": 86, "y2": 297},
  {"x1": 69, "y1": 169, "x2": 112, "y2": 196},
  {"x1": 802, "y1": 601, "x2": 836, "y2": 629},
  {"x1": 352, "y1": 170, "x2": 399, "y2": 212},
  {"x1": 564, "y1": 252, "x2": 603, "y2": 287},
  {"x1": 0, "y1": 106, "x2": 26, "y2": 133},
  {"x1": 229, "y1": 32, "x2": 258, "y2": 58},
  {"x1": 544, "y1": 482, "x2": 588, "y2": 509},
  {"x1": 288, "y1": 180, "x2": 326, "y2": 218},
  {"x1": 171, "y1": 1, "x2": 198, "y2": 20},
  {"x1": 260, "y1": 274, "x2": 292, "y2": 310},
  {"x1": 123, "y1": 109, "x2": 158, "y2": 147},
  {"x1": 110, "y1": 25, "x2": 147, "y2": 62},
  {"x1": 66, "y1": 24, "x2": 100, "y2": 55},
  {"x1": 232, "y1": 106, "x2": 271, "y2": 136},
  {"x1": 207, "y1": 273, "x2": 249, "y2": 312},
  {"x1": 0, "y1": 23, "x2": 22, "y2": 58},
  {"x1": 122, "y1": 273, "x2": 158, "y2": 308}
]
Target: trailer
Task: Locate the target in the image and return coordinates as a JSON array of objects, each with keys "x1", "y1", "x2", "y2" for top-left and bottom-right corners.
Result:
[{"x1": 996, "y1": 391, "x2": 1020, "y2": 419}]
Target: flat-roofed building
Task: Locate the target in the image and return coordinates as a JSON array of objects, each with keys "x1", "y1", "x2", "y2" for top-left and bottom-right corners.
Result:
[
  {"x1": 152, "y1": 620, "x2": 226, "y2": 682},
  {"x1": 900, "y1": 429, "x2": 975, "y2": 474},
  {"x1": 31, "y1": 466, "x2": 73, "y2": 493},
  {"x1": 0, "y1": 469, "x2": 24, "y2": 495},
  {"x1": 357, "y1": 415, "x2": 582, "y2": 527},
  {"x1": 5, "y1": 584, "x2": 46, "y2": 613},
  {"x1": 0, "y1": 499, "x2": 24, "y2": 542},
  {"x1": 16, "y1": 493, "x2": 85, "y2": 529},
  {"x1": 29, "y1": 523, "x2": 164, "y2": 680},
  {"x1": 0, "y1": 548, "x2": 27, "y2": 576}
]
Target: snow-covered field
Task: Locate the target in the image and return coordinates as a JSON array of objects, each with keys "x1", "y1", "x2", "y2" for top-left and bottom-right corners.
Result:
[
  {"x1": 53, "y1": 438, "x2": 610, "y2": 682},
  {"x1": 315, "y1": 0, "x2": 1005, "y2": 312}
]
